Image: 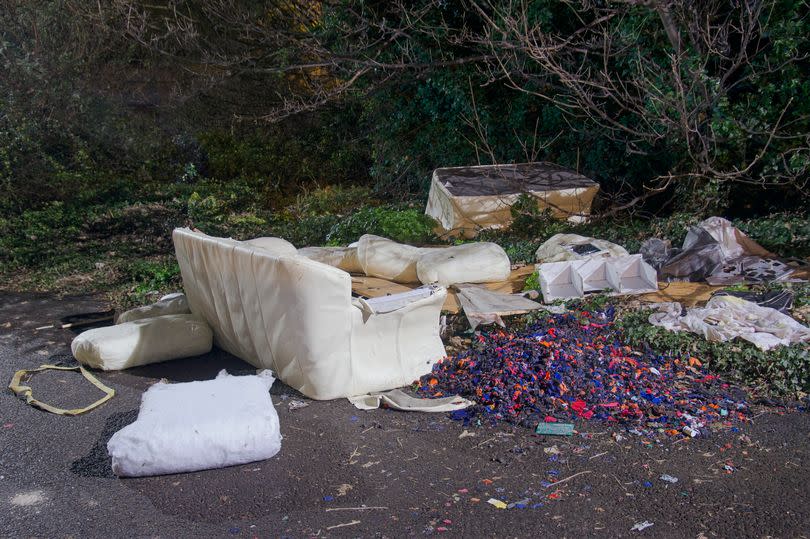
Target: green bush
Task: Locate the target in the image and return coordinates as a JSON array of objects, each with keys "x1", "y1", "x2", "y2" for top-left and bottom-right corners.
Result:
[
  {"x1": 271, "y1": 214, "x2": 341, "y2": 247},
  {"x1": 523, "y1": 270, "x2": 540, "y2": 292},
  {"x1": 735, "y1": 214, "x2": 810, "y2": 258},
  {"x1": 124, "y1": 259, "x2": 182, "y2": 304},
  {"x1": 290, "y1": 185, "x2": 375, "y2": 217},
  {"x1": 326, "y1": 206, "x2": 439, "y2": 245}
]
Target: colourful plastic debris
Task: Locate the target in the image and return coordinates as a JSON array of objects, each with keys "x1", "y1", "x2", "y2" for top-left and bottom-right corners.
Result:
[
  {"x1": 418, "y1": 308, "x2": 748, "y2": 438},
  {"x1": 487, "y1": 498, "x2": 507, "y2": 509}
]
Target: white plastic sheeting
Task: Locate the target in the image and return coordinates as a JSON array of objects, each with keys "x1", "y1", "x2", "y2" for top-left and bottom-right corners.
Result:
[
  {"x1": 107, "y1": 370, "x2": 281, "y2": 477},
  {"x1": 117, "y1": 293, "x2": 190, "y2": 324},
  {"x1": 648, "y1": 296, "x2": 810, "y2": 351},
  {"x1": 416, "y1": 242, "x2": 511, "y2": 286},
  {"x1": 173, "y1": 228, "x2": 447, "y2": 400},
  {"x1": 348, "y1": 389, "x2": 474, "y2": 412},
  {"x1": 453, "y1": 283, "x2": 543, "y2": 329},
  {"x1": 535, "y1": 233, "x2": 629, "y2": 263},
  {"x1": 72, "y1": 314, "x2": 213, "y2": 371},
  {"x1": 297, "y1": 246, "x2": 362, "y2": 273}
]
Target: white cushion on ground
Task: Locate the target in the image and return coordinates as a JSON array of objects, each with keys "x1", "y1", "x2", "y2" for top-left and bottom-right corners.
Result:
[
  {"x1": 297, "y1": 246, "x2": 362, "y2": 273},
  {"x1": 244, "y1": 237, "x2": 297, "y2": 257},
  {"x1": 71, "y1": 314, "x2": 213, "y2": 370},
  {"x1": 117, "y1": 293, "x2": 191, "y2": 324},
  {"x1": 107, "y1": 369, "x2": 282, "y2": 477},
  {"x1": 356, "y1": 234, "x2": 429, "y2": 283},
  {"x1": 416, "y1": 242, "x2": 511, "y2": 286}
]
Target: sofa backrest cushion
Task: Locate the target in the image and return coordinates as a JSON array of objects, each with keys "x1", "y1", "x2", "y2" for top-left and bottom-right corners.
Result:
[
  {"x1": 244, "y1": 236, "x2": 297, "y2": 257},
  {"x1": 172, "y1": 228, "x2": 355, "y2": 398}
]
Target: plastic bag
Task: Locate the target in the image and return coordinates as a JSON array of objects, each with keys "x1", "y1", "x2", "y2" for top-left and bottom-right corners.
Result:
[{"x1": 107, "y1": 370, "x2": 281, "y2": 477}]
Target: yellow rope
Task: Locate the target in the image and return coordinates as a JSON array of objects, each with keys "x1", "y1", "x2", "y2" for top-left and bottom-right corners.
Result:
[{"x1": 8, "y1": 364, "x2": 115, "y2": 415}]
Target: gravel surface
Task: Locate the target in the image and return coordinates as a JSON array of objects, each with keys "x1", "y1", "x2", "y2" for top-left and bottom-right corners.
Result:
[{"x1": 1, "y1": 291, "x2": 809, "y2": 537}]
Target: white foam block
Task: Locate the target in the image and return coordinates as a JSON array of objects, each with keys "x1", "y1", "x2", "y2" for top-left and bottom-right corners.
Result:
[{"x1": 107, "y1": 370, "x2": 282, "y2": 477}]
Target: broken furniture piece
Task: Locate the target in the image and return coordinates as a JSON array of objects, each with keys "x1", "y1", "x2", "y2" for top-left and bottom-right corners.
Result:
[
  {"x1": 173, "y1": 228, "x2": 448, "y2": 400},
  {"x1": 537, "y1": 255, "x2": 658, "y2": 302},
  {"x1": 425, "y1": 162, "x2": 600, "y2": 238},
  {"x1": 72, "y1": 313, "x2": 213, "y2": 371}
]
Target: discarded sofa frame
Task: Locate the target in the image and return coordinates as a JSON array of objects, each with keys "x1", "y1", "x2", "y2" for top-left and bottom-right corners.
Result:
[{"x1": 172, "y1": 228, "x2": 448, "y2": 400}]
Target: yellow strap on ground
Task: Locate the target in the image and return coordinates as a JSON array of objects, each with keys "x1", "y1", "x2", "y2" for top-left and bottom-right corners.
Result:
[{"x1": 8, "y1": 364, "x2": 115, "y2": 415}]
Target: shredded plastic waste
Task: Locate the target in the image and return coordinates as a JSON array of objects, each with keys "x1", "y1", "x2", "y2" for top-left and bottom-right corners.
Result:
[{"x1": 419, "y1": 308, "x2": 749, "y2": 437}]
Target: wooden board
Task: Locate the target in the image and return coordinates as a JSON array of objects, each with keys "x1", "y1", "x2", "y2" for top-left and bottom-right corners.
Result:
[
  {"x1": 638, "y1": 281, "x2": 724, "y2": 306},
  {"x1": 351, "y1": 267, "x2": 771, "y2": 311},
  {"x1": 350, "y1": 265, "x2": 536, "y2": 314}
]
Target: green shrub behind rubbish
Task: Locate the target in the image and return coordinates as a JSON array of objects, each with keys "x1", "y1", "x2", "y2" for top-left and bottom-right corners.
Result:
[
  {"x1": 326, "y1": 206, "x2": 439, "y2": 245},
  {"x1": 124, "y1": 259, "x2": 182, "y2": 304},
  {"x1": 735, "y1": 214, "x2": 810, "y2": 258}
]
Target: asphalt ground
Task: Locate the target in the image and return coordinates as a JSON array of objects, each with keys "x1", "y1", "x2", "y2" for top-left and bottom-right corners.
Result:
[{"x1": 1, "y1": 291, "x2": 809, "y2": 538}]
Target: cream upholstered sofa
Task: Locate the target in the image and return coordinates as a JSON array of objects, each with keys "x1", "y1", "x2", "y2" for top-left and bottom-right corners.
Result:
[{"x1": 172, "y1": 228, "x2": 447, "y2": 400}]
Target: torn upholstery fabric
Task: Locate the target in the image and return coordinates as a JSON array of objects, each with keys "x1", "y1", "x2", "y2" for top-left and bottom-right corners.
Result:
[{"x1": 9, "y1": 364, "x2": 115, "y2": 415}]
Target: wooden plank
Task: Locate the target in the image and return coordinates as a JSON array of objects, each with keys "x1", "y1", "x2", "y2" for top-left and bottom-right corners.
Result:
[{"x1": 350, "y1": 265, "x2": 536, "y2": 314}]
